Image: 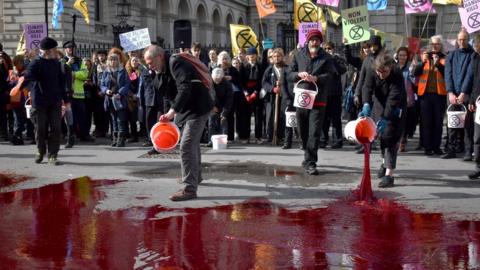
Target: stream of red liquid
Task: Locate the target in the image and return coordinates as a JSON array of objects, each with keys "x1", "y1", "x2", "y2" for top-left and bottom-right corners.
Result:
[
  {"x1": 1, "y1": 175, "x2": 480, "y2": 269},
  {"x1": 358, "y1": 143, "x2": 373, "y2": 202}
]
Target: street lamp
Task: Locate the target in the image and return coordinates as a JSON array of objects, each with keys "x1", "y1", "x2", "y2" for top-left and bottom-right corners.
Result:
[{"x1": 112, "y1": 0, "x2": 134, "y2": 48}]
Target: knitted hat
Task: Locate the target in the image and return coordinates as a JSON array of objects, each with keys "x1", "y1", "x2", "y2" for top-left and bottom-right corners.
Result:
[
  {"x1": 246, "y1": 47, "x2": 257, "y2": 55},
  {"x1": 306, "y1": 29, "x2": 323, "y2": 43},
  {"x1": 369, "y1": 35, "x2": 382, "y2": 47},
  {"x1": 40, "y1": 37, "x2": 58, "y2": 50}
]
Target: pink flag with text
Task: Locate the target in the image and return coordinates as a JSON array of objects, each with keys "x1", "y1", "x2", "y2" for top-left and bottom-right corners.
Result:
[
  {"x1": 317, "y1": 0, "x2": 339, "y2": 7},
  {"x1": 404, "y1": 0, "x2": 435, "y2": 14}
]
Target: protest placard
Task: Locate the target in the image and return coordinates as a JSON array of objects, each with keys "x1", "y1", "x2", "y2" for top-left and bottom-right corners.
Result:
[
  {"x1": 341, "y1": 6, "x2": 370, "y2": 45},
  {"x1": 298, "y1": 22, "x2": 322, "y2": 47},
  {"x1": 23, "y1": 23, "x2": 47, "y2": 50},
  {"x1": 119, "y1": 28, "x2": 151, "y2": 52},
  {"x1": 459, "y1": 0, "x2": 480, "y2": 34}
]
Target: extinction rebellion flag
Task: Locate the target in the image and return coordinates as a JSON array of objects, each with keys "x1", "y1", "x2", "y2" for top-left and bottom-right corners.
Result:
[{"x1": 404, "y1": 0, "x2": 435, "y2": 14}]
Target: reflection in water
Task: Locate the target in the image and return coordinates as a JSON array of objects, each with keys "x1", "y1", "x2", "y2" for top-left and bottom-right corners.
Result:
[{"x1": 0, "y1": 175, "x2": 479, "y2": 269}]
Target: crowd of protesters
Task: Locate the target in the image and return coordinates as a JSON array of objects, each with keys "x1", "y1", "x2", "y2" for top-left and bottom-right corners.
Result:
[{"x1": 1, "y1": 28, "x2": 480, "y2": 186}]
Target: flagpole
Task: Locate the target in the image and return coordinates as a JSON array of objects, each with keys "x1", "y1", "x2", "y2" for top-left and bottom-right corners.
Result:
[
  {"x1": 419, "y1": 5, "x2": 433, "y2": 39},
  {"x1": 258, "y1": 17, "x2": 266, "y2": 40},
  {"x1": 45, "y1": 0, "x2": 49, "y2": 36},
  {"x1": 404, "y1": 9, "x2": 409, "y2": 38}
]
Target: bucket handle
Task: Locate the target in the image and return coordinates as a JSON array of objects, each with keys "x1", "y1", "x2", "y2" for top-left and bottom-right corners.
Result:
[
  {"x1": 476, "y1": 96, "x2": 480, "y2": 105},
  {"x1": 285, "y1": 108, "x2": 296, "y2": 113},
  {"x1": 294, "y1": 79, "x2": 318, "y2": 93},
  {"x1": 447, "y1": 103, "x2": 466, "y2": 112},
  {"x1": 25, "y1": 98, "x2": 31, "y2": 106}
]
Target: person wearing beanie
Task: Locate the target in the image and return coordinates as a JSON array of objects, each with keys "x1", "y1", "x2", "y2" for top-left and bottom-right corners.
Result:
[
  {"x1": 207, "y1": 67, "x2": 233, "y2": 147},
  {"x1": 24, "y1": 37, "x2": 69, "y2": 165},
  {"x1": 288, "y1": 29, "x2": 336, "y2": 175},
  {"x1": 241, "y1": 46, "x2": 266, "y2": 144},
  {"x1": 355, "y1": 34, "x2": 384, "y2": 154}
]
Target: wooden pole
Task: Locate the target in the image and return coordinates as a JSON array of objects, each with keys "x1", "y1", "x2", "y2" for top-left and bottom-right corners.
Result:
[{"x1": 45, "y1": 0, "x2": 49, "y2": 36}]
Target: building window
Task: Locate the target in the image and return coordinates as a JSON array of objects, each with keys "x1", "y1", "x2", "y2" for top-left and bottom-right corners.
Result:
[
  {"x1": 95, "y1": 0, "x2": 101, "y2": 22},
  {"x1": 412, "y1": 15, "x2": 437, "y2": 39},
  {"x1": 0, "y1": 0, "x2": 4, "y2": 33}
]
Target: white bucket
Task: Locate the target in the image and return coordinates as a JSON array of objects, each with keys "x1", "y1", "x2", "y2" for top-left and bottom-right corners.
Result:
[
  {"x1": 447, "y1": 104, "x2": 466, "y2": 129},
  {"x1": 475, "y1": 97, "x2": 480, "y2": 125},
  {"x1": 285, "y1": 109, "x2": 297, "y2": 128},
  {"x1": 293, "y1": 80, "x2": 318, "y2": 110},
  {"x1": 25, "y1": 98, "x2": 32, "y2": 119},
  {"x1": 344, "y1": 117, "x2": 377, "y2": 144},
  {"x1": 211, "y1": 134, "x2": 228, "y2": 150}
]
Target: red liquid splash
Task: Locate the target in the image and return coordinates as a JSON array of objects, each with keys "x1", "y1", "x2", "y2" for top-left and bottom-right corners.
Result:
[{"x1": 1, "y1": 175, "x2": 480, "y2": 269}]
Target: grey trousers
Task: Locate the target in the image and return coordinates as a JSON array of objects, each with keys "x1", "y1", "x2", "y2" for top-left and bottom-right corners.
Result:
[
  {"x1": 180, "y1": 113, "x2": 210, "y2": 192},
  {"x1": 31, "y1": 105, "x2": 62, "y2": 157},
  {"x1": 380, "y1": 140, "x2": 399, "y2": 170}
]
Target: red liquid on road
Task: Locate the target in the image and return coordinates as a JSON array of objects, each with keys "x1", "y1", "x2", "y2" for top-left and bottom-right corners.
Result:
[{"x1": 1, "y1": 175, "x2": 480, "y2": 269}]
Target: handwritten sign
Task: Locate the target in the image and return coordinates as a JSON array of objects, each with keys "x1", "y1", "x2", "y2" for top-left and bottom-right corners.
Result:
[
  {"x1": 119, "y1": 28, "x2": 151, "y2": 52},
  {"x1": 23, "y1": 23, "x2": 47, "y2": 50}
]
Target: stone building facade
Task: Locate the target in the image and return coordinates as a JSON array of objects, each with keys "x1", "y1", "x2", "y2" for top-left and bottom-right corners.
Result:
[{"x1": 0, "y1": 0, "x2": 467, "y2": 56}]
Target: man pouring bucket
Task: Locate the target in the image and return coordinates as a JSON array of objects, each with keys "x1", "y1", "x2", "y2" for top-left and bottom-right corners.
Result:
[{"x1": 288, "y1": 29, "x2": 336, "y2": 175}]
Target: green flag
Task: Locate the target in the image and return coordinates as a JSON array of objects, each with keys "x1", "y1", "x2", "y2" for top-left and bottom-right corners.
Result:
[{"x1": 341, "y1": 5, "x2": 370, "y2": 45}]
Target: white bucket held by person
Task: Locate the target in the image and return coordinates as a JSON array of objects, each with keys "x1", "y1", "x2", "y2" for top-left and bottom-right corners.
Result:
[
  {"x1": 475, "y1": 96, "x2": 480, "y2": 125},
  {"x1": 293, "y1": 79, "x2": 318, "y2": 110},
  {"x1": 344, "y1": 117, "x2": 377, "y2": 144},
  {"x1": 447, "y1": 104, "x2": 467, "y2": 129},
  {"x1": 25, "y1": 98, "x2": 32, "y2": 119},
  {"x1": 211, "y1": 134, "x2": 228, "y2": 150},
  {"x1": 285, "y1": 109, "x2": 297, "y2": 128}
]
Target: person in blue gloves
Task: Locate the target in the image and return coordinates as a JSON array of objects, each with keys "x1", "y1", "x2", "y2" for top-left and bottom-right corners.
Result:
[{"x1": 360, "y1": 53, "x2": 407, "y2": 188}]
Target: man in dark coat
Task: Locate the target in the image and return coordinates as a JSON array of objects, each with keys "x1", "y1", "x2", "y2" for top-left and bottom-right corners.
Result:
[
  {"x1": 208, "y1": 68, "x2": 233, "y2": 146},
  {"x1": 288, "y1": 29, "x2": 335, "y2": 175},
  {"x1": 141, "y1": 45, "x2": 177, "y2": 155},
  {"x1": 24, "y1": 37, "x2": 68, "y2": 165},
  {"x1": 159, "y1": 48, "x2": 214, "y2": 201},
  {"x1": 467, "y1": 35, "x2": 480, "y2": 179},
  {"x1": 360, "y1": 53, "x2": 407, "y2": 188}
]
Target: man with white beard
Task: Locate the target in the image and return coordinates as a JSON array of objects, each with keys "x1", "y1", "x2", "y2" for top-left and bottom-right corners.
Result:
[{"x1": 288, "y1": 29, "x2": 336, "y2": 175}]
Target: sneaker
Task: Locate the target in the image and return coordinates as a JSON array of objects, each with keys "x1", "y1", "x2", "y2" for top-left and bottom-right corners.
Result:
[
  {"x1": 169, "y1": 189, "x2": 197, "y2": 201},
  {"x1": 240, "y1": 139, "x2": 249, "y2": 145},
  {"x1": 64, "y1": 142, "x2": 73, "y2": 149},
  {"x1": 464, "y1": 154, "x2": 473, "y2": 162},
  {"x1": 441, "y1": 152, "x2": 456, "y2": 159},
  {"x1": 48, "y1": 155, "x2": 59, "y2": 166},
  {"x1": 147, "y1": 148, "x2": 159, "y2": 155},
  {"x1": 377, "y1": 164, "x2": 386, "y2": 178},
  {"x1": 468, "y1": 170, "x2": 480, "y2": 180},
  {"x1": 255, "y1": 138, "x2": 263, "y2": 145},
  {"x1": 331, "y1": 143, "x2": 343, "y2": 149},
  {"x1": 35, "y1": 153, "x2": 44, "y2": 164},
  {"x1": 281, "y1": 144, "x2": 292, "y2": 149},
  {"x1": 424, "y1": 150, "x2": 434, "y2": 156},
  {"x1": 306, "y1": 166, "x2": 319, "y2": 175},
  {"x1": 378, "y1": 175, "x2": 394, "y2": 188}
]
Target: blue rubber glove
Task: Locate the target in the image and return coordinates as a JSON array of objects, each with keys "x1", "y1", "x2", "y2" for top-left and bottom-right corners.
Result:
[
  {"x1": 376, "y1": 118, "x2": 388, "y2": 135},
  {"x1": 358, "y1": 103, "x2": 371, "y2": 117},
  {"x1": 393, "y1": 107, "x2": 403, "y2": 119}
]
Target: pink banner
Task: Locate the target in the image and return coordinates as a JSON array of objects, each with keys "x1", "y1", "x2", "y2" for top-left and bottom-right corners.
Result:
[
  {"x1": 404, "y1": 0, "x2": 435, "y2": 14},
  {"x1": 459, "y1": 0, "x2": 480, "y2": 34},
  {"x1": 317, "y1": 0, "x2": 339, "y2": 7}
]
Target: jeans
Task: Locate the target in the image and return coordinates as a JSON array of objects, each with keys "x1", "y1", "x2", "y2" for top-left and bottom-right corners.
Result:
[
  {"x1": 208, "y1": 112, "x2": 228, "y2": 141},
  {"x1": 12, "y1": 107, "x2": 26, "y2": 138},
  {"x1": 31, "y1": 105, "x2": 62, "y2": 156}
]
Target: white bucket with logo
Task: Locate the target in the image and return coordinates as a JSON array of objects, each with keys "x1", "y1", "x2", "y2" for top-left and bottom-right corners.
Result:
[
  {"x1": 25, "y1": 98, "x2": 32, "y2": 119},
  {"x1": 293, "y1": 79, "x2": 318, "y2": 110},
  {"x1": 344, "y1": 117, "x2": 377, "y2": 144},
  {"x1": 475, "y1": 96, "x2": 480, "y2": 125},
  {"x1": 447, "y1": 104, "x2": 466, "y2": 129},
  {"x1": 211, "y1": 134, "x2": 228, "y2": 150},
  {"x1": 285, "y1": 109, "x2": 297, "y2": 128}
]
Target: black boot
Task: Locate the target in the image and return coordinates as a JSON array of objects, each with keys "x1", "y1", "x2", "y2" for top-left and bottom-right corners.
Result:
[
  {"x1": 117, "y1": 133, "x2": 126, "y2": 147},
  {"x1": 65, "y1": 136, "x2": 75, "y2": 149},
  {"x1": 378, "y1": 175, "x2": 394, "y2": 188},
  {"x1": 377, "y1": 164, "x2": 386, "y2": 178},
  {"x1": 111, "y1": 132, "x2": 118, "y2": 147}
]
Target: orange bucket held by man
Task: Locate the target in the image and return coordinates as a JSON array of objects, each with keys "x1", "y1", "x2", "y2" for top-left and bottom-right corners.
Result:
[{"x1": 150, "y1": 121, "x2": 181, "y2": 152}]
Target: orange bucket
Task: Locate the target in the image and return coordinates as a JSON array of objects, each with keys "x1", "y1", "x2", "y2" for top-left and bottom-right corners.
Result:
[
  {"x1": 150, "y1": 121, "x2": 180, "y2": 152},
  {"x1": 344, "y1": 117, "x2": 377, "y2": 144}
]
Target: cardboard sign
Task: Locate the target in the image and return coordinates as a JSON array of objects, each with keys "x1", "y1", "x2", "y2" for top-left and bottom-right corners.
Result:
[
  {"x1": 341, "y1": 6, "x2": 371, "y2": 45},
  {"x1": 23, "y1": 23, "x2": 47, "y2": 50},
  {"x1": 298, "y1": 22, "x2": 323, "y2": 47},
  {"x1": 119, "y1": 28, "x2": 151, "y2": 52},
  {"x1": 459, "y1": 0, "x2": 480, "y2": 34}
]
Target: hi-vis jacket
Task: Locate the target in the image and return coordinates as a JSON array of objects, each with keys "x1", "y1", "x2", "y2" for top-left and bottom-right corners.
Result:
[{"x1": 412, "y1": 55, "x2": 447, "y2": 96}]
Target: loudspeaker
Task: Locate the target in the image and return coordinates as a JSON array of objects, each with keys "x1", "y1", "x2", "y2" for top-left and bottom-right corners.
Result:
[{"x1": 174, "y1": 20, "x2": 192, "y2": 49}]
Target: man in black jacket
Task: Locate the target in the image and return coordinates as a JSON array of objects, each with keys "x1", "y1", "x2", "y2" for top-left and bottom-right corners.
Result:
[
  {"x1": 160, "y1": 49, "x2": 214, "y2": 201},
  {"x1": 208, "y1": 67, "x2": 233, "y2": 146},
  {"x1": 467, "y1": 35, "x2": 480, "y2": 179},
  {"x1": 360, "y1": 53, "x2": 407, "y2": 188},
  {"x1": 288, "y1": 29, "x2": 335, "y2": 175},
  {"x1": 24, "y1": 37, "x2": 68, "y2": 165},
  {"x1": 141, "y1": 45, "x2": 177, "y2": 155}
]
